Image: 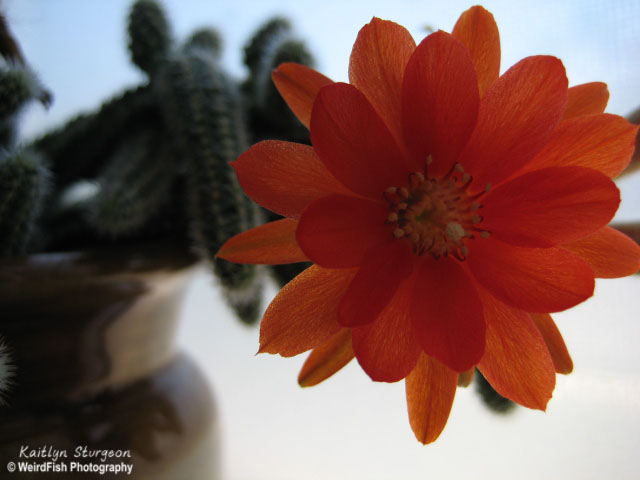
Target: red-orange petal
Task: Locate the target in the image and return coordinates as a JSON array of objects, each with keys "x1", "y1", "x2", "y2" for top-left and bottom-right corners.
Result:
[
  {"x1": 296, "y1": 194, "x2": 389, "y2": 268},
  {"x1": 272, "y1": 62, "x2": 333, "y2": 129},
  {"x1": 233, "y1": 141, "x2": 351, "y2": 219},
  {"x1": 477, "y1": 289, "x2": 556, "y2": 410},
  {"x1": 298, "y1": 328, "x2": 355, "y2": 387},
  {"x1": 351, "y1": 274, "x2": 421, "y2": 382},
  {"x1": 259, "y1": 265, "x2": 357, "y2": 357},
  {"x1": 410, "y1": 257, "x2": 485, "y2": 372},
  {"x1": 405, "y1": 353, "x2": 458, "y2": 444},
  {"x1": 563, "y1": 82, "x2": 609, "y2": 119},
  {"x1": 530, "y1": 313, "x2": 573, "y2": 374},
  {"x1": 468, "y1": 239, "x2": 595, "y2": 313},
  {"x1": 563, "y1": 226, "x2": 640, "y2": 278},
  {"x1": 338, "y1": 241, "x2": 414, "y2": 327},
  {"x1": 311, "y1": 83, "x2": 410, "y2": 199},
  {"x1": 521, "y1": 114, "x2": 639, "y2": 178},
  {"x1": 402, "y1": 30, "x2": 479, "y2": 175},
  {"x1": 349, "y1": 17, "x2": 416, "y2": 149},
  {"x1": 482, "y1": 166, "x2": 620, "y2": 247},
  {"x1": 460, "y1": 56, "x2": 568, "y2": 187},
  {"x1": 452, "y1": 6, "x2": 500, "y2": 97},
  {"x1": 217, "y1": 218, "x2": 307, "y2": 264}
]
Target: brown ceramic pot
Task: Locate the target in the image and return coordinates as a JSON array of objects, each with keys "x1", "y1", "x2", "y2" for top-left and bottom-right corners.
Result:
[{"x1": 0, "y1": 243, "x2": 219, "y2": 479}]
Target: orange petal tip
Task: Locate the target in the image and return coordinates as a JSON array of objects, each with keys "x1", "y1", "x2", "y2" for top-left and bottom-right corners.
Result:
[{"x1": 298, "y1": 329, "x2": 354, "y2": 387}]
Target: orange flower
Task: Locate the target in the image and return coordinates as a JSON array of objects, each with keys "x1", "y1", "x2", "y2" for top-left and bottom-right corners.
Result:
[{"x1": 218, "y1": 6, "x2": 640, "y2": 443}]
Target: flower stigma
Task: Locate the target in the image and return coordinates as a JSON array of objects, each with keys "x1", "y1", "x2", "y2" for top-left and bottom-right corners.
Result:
[{"x1": 384, "y1": 156, "x2": 491, "y2": 260}]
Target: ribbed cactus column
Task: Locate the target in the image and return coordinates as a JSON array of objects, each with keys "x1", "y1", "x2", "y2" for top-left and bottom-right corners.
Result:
[
  {"x1": 22, "y1": 0, "x2": 329, "y2": 323},
  {"x1": 0, "y1": 34, "x2": 52, "y2": 256},
  {"x1": 127, "y1": 0, "x2": 172, "y2": 77},
  {"x1": 35, "y1": 86, "x2": 159, "y2": 189},
  {"x1": 475, "y1": 371, "x2": 516, "y2": 414},
  {"x1": 241, "y1": 17, "x2": 316, "y2": 287},
  {"x1": 243, "y1": 17, "x2": 313, "y2": 143},
  {"x1": 87, "y1": 128, "x2": 176, "y2": 237},
  {"x1": 156, "y1": 47, "x2": 262, "y2": 324},
  {"x1": 184, "y1": 28, "x2": 223, "y2": 58}
]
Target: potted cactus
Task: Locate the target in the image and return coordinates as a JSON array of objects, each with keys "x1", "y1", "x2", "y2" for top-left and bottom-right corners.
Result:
[
  {"x1": 0, "y1": 1, "x2": 313, "y2": 478},
  {"x1": 28, "y1": 1, "x2": 315, "y2": 323}
]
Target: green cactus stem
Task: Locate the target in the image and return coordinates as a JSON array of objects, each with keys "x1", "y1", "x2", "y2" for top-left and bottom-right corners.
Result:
[
  {"x1": 156, "y1": 48, "x2": 261, "y2": 320},
  {"x1": 243, "y1": 17, "x2": 291, "y2": 75},
  {"x1": 87, "y1": 127, "x2": 175, "y2": 237},
  {"x1": 267, "y1": 262, "x2": 310, "y2": 289},
  {"x1": 0, "y1": 65, "x2": 51, "y2": 151},
  {"x1": 183, "y1": 28, "x2": 223, "y2": 59},
  {"x1": 0, "y1": 66, "x2": 40, "y2": 122},
  {"x1": 253, "y1": 38, "x2": 313, "y2": 135},
  {"x1": 37, "y1": 186, "x2": 97, "y2": 252},
  {"x1": 242, "y1": 17, "x2": 314, "y2": 149},
  {"x1": 241, "y1": 18, "x2": 316, "y2": 286},
  {"x1": 33, "y1": 85, "x2": 159, "y2": 190},
  {"x1": 224, "y1": 277, "x2": 264, "y2": 325},
  {"x1": 475, "y1": 370, "x2": 516, "y2": 414},
  {"x1": 127, "y1": 0, "x2": 172, "y2": 77},
  {"x1": 43, "y1": 174, "x2": 190, "y2": 252},
  {"x1": 0, "y1": 150, "x2": 49, "y2": 256}
]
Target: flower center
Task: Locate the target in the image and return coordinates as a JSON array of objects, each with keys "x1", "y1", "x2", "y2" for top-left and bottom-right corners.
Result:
[{"x1": 384, "y1": 156, "x2": 491, "y2": 260}]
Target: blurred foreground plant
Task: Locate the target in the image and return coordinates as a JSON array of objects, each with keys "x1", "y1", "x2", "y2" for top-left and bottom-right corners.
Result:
[{"x1": 6, "y1": 0, "x2": 315, "y2": 324}]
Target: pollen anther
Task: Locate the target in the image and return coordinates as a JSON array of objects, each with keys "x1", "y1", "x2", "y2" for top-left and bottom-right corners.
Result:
[{"x1": 384, "y1": 161, "x2": 487, "y2": 260}]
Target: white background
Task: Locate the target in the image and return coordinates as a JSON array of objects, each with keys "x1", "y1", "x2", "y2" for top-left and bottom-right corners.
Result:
[{"x1": 10, "y1": 1, "x2": 640, "y2": 478}]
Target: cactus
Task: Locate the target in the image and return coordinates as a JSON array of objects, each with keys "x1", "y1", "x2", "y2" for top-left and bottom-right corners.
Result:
[
  {"x1": 184, "y1": 28, "x2": 223, "y2": 59},
  {"x1": 254, "y1": 38, "x2": 314, "y2": 136},
  {"x1": 127, "y1": 0, "x2": 172, "y2": 77},
  {"x1": 243, "y1": 17, "x2": 313, "y2": 144},
  {"x1": 0, "y1": 66, "x2": 39, "y2": 122},
  {"x1": 155, "y1": 47, "x2": 262, "y2": 321},
  {"x1": 11, "y1": 0, "x2": 324, "y2": 323},
  {"x1": 475, "y1": 370, "x2": 516, "y2": 414},
  {"x1": 87, "y1": 127, "x2": 175, "y2": 237},
  {"x1": 241, "y1": 17, "x2": 316, "y2": 287},
  {"x1": 0, "y1": 64, "x2": 50, "y2": 149},
  {"x1": 0, "y1": 150, "x2": 49, "y2": 256},
  {"x1": 243, "y1": 17, "x2": 292, "y2": 75},
  {"x1": 224, "y1": 275, "x2": 265, "y2": 326},
  {"x1": 34, "y1": 85, "x2": 159, "y2": 189},
  {"x1": 0, "y1": 14, "x2": 52, "y2": 152}
]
